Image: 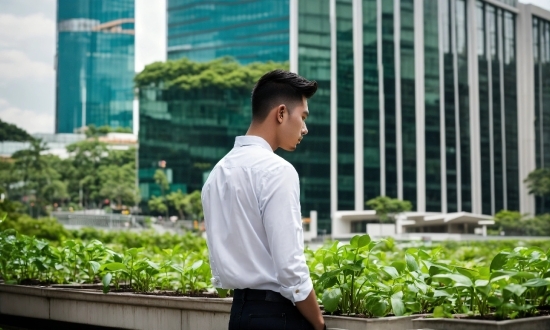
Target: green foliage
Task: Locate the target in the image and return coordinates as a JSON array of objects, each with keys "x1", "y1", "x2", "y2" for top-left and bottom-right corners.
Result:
[
  {"x1": 135, "y1": 57, "x2": 288, "y2": 91},
  {"x1": 153, "y1": 170, "x2": 169, "y2": 196},
  {"x1": 309, "y1": 235, "x2": 550, "y2": 319},
  {"x1": 80, "y1": 124, "x2": 132, "y2": 138},
  {"x1": 493, "y1": 210, "x2": 550, "y2": 236},
  {"x1": 365, "y1": 196, "x2": 412, "y2": 223},
  {"x1": 148, "y1": 196, "x2": 168, "y2": 215},
  {"x1": 184, "y1": 190, "x2": 203, "y2": 221},
  {"x1": 525, "y1": 168, "x2": 550, "y2": 197},
  {"x1": 0, "y1": 215, "x2": 69, "y2": 242},
  {"x1": 0, "y1": 118, "x2": 33, "y2": 142},
  {"x1": 166, "y1": 190, "x2": 188, "y2": 220},
  {"x1": 99, "y1": 164, "x2": 139, "y2": 208},
  {"x1": 0, "y1": 225, "x2": 211, "y2": 295}
]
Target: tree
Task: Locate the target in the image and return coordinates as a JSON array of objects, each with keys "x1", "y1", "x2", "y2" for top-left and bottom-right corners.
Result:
[
  {"x1": 154, "y1": 170, "x2": 169, "y2": 196},
  {"x1": 148, "y1": 196, "x2": 168, "y2": 215},
  {"x1": 524, "y1": 168, "x2": 550, "y2": 197},
  {"x1": 0, "y1": 159, "x2": 21, "y2": 198},
  {"x1": 99, "y1": 164, "x2": 138, "y2": 209},
  {"x1": 365, "y1": 196, "x2": 412, "y2": 223},
  {"x1": 184, "y1": 190, "x2": 203, "y2": 221},
  {"x1": 166, "y1": 190, "x2": 188, "y2": 220},
  {"x1": 0, "y1": 118, "x2": 33, "y2": 142},
  {"x1": 135, "y1": 57, "x2": 288, "y2": 92}
]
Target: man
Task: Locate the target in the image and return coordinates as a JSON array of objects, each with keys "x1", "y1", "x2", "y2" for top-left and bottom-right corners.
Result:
[{"x1": 201, "y1": 70, "x2": 326, "y2": 330}]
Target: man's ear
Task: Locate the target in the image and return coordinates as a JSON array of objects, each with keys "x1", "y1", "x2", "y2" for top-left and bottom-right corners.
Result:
[{"x1": 276, "y1": 105, "x2": 285, "y2": 124}]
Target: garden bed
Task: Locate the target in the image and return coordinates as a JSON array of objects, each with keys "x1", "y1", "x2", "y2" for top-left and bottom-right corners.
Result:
[
  {"x1": 0, "y1": 284, "x2": 430, "y2": 330},
  {"x1": 412, "y1": 314, "x2": 550, "y2": 330}
]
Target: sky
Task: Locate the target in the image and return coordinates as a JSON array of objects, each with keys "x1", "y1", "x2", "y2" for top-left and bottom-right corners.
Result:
[{"x1": 0, "y1": 0, "x2": 548, "y2": 134}]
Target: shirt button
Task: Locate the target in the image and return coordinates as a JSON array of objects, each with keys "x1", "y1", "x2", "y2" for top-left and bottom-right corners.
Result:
[{"x1": 295, "y1": 289, "x2": 300, "y2": 293}]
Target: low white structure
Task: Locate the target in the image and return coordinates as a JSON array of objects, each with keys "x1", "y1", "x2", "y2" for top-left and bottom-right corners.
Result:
[
  {"x1": 303, "y1": 210, "x2": 318, "y2": 242},
  {"x1": 331, "y1": 210, "x2": 494, "y2": 240}
]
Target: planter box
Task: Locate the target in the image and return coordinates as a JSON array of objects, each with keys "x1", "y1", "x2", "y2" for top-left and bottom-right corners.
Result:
[
  {"x1": 0, "y1": 284, "x2": 420, "y2": 330},
  {"x1": 412, "y1": 315, "x2": 550, "y2": 330},
  {"x1": 324, "y1": 314, "x2": 420, "y2": 330},
  {"x1": 0, "y1": 284, "x2": 232, "y2": 330}
]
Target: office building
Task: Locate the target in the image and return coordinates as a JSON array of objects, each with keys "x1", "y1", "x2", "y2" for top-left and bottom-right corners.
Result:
[
  {"x1": 166, "y1": 0, "x2": 290, "y2": 63},
  {"x1": 140, "y1": 0, "x2": 550, "y2": 232},
  {"x1": 56, "y1": 0, "x2": 135, "y2": 133}
]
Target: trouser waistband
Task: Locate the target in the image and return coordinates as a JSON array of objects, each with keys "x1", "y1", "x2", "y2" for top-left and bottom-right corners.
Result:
[{"x1": 233, "y1": 289, "x2": 291, "y2": 304}]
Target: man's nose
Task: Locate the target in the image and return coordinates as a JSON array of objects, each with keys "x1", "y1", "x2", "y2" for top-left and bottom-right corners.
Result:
[{"x1": 302, "y1": 123, "x2": 308, "y2": 135}]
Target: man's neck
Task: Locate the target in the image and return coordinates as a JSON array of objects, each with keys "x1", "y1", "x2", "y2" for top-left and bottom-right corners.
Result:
[{"x1": 246, "y1": 126, "x2": 277, "y2": 152}]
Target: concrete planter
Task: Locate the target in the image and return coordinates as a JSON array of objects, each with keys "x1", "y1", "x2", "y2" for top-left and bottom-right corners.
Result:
[
  {"x1": 412, "y1": 315, "x2": 550, "y2": 330},
  {"x1": 0, "y1": 284, "x2": 419, "y2": 330},
  {"x1": 324, "y1": 314, "x2": 420, "y2": 330},
  {"x1": 0, "y1": 284, "x2": 232, "y2": 330}
]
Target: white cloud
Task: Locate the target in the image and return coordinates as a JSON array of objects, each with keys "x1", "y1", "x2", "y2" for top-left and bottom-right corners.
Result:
[
  {"x1": 0, "y1": 98, "x2": 54, "y2": 133},
  {"x1": 0, "y1": 13, "x2": 55, "y2": 47},
  {"x1": 519, "y1": 0, "x2": 550, "y2": 10},
  {"x1": 0, "y1": 49, "x2": 54, "y2": 81},
  {"x1": 135, "y1": 0, "x2": 166, "y2": 72}
]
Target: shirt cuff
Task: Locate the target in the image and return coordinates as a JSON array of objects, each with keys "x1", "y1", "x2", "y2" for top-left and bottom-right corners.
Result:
[{"x1": 279, "y1": 277, "x2": 313, "y2": 304}]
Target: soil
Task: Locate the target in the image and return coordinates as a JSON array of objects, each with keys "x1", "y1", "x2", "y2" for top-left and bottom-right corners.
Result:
[
  {"x1": 434, "y1": 308, "x2": 550, "y2": 321},
  {"x1": 108, "y1": 288, "x2": 228, "y2": 298},
  {"x1": 19, "y1": 279, "x2": 57, "y2": 286}
]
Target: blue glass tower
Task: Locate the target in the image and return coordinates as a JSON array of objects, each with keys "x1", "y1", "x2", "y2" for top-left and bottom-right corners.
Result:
[
  {"x1": 167, "y1": 0, "x2": 289, "y2": 63},
  {"x1": 56, "y1": 0, "x2": 135, "y2": 133}
]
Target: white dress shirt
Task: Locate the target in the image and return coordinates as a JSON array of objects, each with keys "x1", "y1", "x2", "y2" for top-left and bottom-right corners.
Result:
[{"x1": 201, "y1": 135, "x2": 312, "y2": 304}]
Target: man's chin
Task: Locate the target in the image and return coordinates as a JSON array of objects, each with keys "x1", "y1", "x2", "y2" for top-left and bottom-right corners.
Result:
[{"x1": 281, "y1": 145, "x2": 297, "y2": 152}]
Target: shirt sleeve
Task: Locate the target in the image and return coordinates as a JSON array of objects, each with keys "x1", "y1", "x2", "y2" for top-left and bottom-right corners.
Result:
[{"x1": 259, "y1": 165, "x2": 313, "y2": 304}]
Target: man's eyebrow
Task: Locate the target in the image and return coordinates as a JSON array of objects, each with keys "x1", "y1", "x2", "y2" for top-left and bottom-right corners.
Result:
[{"x1": 304, "y1": 109, "x2": 309, "y2": 117}]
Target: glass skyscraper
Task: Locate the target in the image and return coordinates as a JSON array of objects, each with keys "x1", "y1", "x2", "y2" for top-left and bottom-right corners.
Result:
[
  {"x1": 139, "y1": 0, "x2": 550, "y2": 232},
  {"x1": 167, "y1": 0, "x2": 289, "y2": 63},
  {"x1": 56, "y1": 0, "x2": 135, "y2": 133}
]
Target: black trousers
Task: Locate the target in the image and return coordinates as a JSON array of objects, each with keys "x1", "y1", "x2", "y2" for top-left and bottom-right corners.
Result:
[{"x1": 229, "y1": 289, "x2": 315, "y2": 330}]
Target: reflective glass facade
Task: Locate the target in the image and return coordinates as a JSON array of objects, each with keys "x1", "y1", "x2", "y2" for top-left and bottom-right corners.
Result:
[
  {"x1": 294, "y1": 0, "x2": 332, "y2": 231},
  {"x1": 424, "y1": 0, "x2": 442, "y2": 211},
  {"x1": 167, "y1": 0, "x2": 289, "y2": 63},
  {"x1": 138, "y1": 87, "x2": 251, "y2": 201},
  {"x1": 401, "y1": 0, "x2": 416, "y2": 206},
  {"x1": 336, "y1": 0, "x2": 355, "y2": 211},
  {"x1": 363, "y1": 0, "x2": 380, "y2": 204},
  {"x1": 477, "y1": 1, "x2": 519, "y2": 214},
  {"x1": 138, "y1": 0, "x2": 550, "y2": 232},
  {"x1": 56, "y1": 0, "x2": 134, "y2": 133},
  {"x1": 534, "y1": 17, "x2": 550, "y2": 213}
]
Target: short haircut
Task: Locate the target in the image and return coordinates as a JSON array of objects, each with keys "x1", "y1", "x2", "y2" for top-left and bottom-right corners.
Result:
[{"x1": 251, "y1": 69, "x2": 318, "y2": 122}]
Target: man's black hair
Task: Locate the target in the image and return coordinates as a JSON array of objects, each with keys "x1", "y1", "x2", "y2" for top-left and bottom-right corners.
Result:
[{"x1": 251, "y1": 69, "x2": 318, "y2": 122}]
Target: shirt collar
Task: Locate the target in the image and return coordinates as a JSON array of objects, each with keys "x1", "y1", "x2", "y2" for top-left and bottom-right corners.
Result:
[{"x1": 234, "y1": 135, "x2": 273, "y2": 152}]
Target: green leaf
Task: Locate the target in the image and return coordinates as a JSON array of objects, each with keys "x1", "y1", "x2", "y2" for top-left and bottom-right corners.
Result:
[
  {"x1": 102, "y1": 262, "x2": 126, "y2": 271},
  {"x1": 405, "y1": 301, "x2": 421, "y2": 313},
  {"x1": 511, "y1": 272, "x2": 536, "y2": 280},
  {"x1": 504, "y1": 284, "x2": 527, "y2": 297},
  {"x1": 432, "y1": 273, "x2": 473, "y2": 287},
  {"x1": 523, "y1": 278, "x2": 550, "y2": 287},
  {"x1": 434, "y1": 289, "x2": 451, "y2": 298},
  {"x1": 433, "y1": 306, "x2": 445, "y2": 318},
  {"x1": 216, "y1": 288, "x2": 229, "y2": 298},
  {"x1": 382, "y1": 266, "x2": 399, "y2": 279},
  {"x1": 490, "y1": 252, "x2": 509, "y2": 271},
  {"x1": 322, "y1": 288, "x2": 342, "y2": 313},
  {"x1": 366, "y1": 296, "x2": 388, "y2": 317},
  {"x1": 391, "y1": 260, "x2": 406, "y2": 273},
  {"x1": 350, "y1": 235, "x2": 360, "y2": 248},
  {"x1": 487, "y1": 296, "x2": 502, "y2": 307},
  {"x1": 391, "y1": 295, "x2": 405, "y2": 316},
  {"x1": 405, "y1": 254, "x2": 418, "y2": 272},
  {"x1": 102, "y1": 273, "x2": 112, "y2": 294},
  {"x1": 456, "y1": 267, "x2": 478, "y2": 279},
  {"x1": 191, "y1": 260, "x2": 203, "y2": 270},
  {"x1": 89, "y1": 261, "x2": 100, "y2": 274},
  {"x1": 357, "y1": 234, "x2": 371, "y2": 248}
]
